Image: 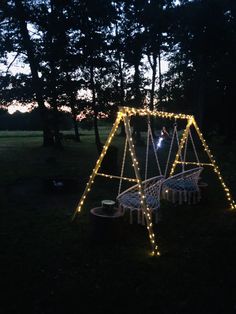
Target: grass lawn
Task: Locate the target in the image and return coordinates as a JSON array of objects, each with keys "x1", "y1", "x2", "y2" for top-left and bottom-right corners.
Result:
[{"x1": 1, "y1": 125, "x2": 236, "y2": 314}]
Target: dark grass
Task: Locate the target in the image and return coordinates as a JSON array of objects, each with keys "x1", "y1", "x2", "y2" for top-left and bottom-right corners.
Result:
[{"x1": 1, "y1": 127, "x2": 236, "y2": 314}]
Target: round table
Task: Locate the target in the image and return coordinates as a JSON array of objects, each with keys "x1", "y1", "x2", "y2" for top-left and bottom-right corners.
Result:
[{"x1": 90, "y1": 206, "x2": 123, "y2": 218}]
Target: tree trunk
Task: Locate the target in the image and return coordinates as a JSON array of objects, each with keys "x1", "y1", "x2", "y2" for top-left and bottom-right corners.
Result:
[
  {"x1": 133, "y1": 62, "x2": 142, "y2": 144},
  {"x1": 115, "y1": 22, "x2": 126, "y2": 137},
  {"x1": 134, "y1": 62, "x2": 142, "y2": 107},
  {"x1": 118, "y1": 54, "x2": 126, "y2": 136},
  {"x1": 195, "y1": 56, "x2": 206, "y2": 132},
  {"x1": 149, "y1": 54, "x2": 157, "y2": 111},
  {"x1": 13, "y1": 0, "x2": 53, "y2": 146},
  {"x1": 158, "y1": 49, "x2": 162, "y2": 108},
  {"x1": 118, "y1": 51, "x2": 125, "y2": 107},
  {"x1": 71, "y1": 107, "x2": 81, "y2": 142},
  {"x1": 115, "y1": 21, "x2": 125, "y2": 107},
  {"x1": 90, "y1": 65, "x2": 102, "y2": 152},
  {"x1": 52, "y1": 102, "x2": 63, "y2": 149},
  {"x1": 48, "y1": 0, "x2": 63, "y2": 149},
  {"x1": 147, "y1": 53, "x2": 158, "y2": 137},
  {"x1": 48, "y1": 68, "x2": 62, "y2": 149},
  {"x1": 65, "y1": 74, "x2": 81, "y2": 142}
]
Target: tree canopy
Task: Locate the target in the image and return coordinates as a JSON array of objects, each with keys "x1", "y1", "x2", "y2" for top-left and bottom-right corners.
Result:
[{"x1": 0, "y1": 0, "x2": 235, "y2": 143}]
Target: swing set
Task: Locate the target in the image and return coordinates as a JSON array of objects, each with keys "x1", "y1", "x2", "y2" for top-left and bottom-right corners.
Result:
[{"x1": 72, "y1": 106, "x2": 236, "y2": 256}]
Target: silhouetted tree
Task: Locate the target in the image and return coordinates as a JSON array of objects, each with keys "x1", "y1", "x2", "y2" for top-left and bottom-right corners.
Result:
[{"x1": 0, "y1": 0, "x2": 54, "y2": 146}]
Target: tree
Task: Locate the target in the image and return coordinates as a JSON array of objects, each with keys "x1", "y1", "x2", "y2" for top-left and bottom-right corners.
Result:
[
  {"x1": 142, "y1": 0, "x2": 173, "y2": 110},
  {"x1": 77, "y1": 0, "x2": 116, "y2": 151},
  {"x1": 32, "y1": 0, "x2": 85, "y2": 143},
  {"x1": 0, "y1": 0, "x2": 54, "y2": 146},
  {"x1": 164, "y1": 0, "x2": 236, "y2": 141}
]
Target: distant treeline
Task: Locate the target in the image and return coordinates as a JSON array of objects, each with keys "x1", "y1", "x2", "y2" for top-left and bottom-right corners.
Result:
[{"x1": 0, "y1": 108, "x2": 73, "y2": 131}]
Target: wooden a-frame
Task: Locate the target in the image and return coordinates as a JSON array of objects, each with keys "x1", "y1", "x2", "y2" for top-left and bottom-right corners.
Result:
[{"x1": 72, "y1": 106, "x2": 236, "y2": 256}]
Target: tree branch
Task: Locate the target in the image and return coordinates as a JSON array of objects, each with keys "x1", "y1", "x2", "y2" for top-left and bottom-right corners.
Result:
[{"x1": 4, "y1": 52, "x2": 21, "y2": 74}]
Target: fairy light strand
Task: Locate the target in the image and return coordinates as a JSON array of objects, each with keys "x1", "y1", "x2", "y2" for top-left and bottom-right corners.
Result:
[
  {"x1": 175, "y1": 161, "x2": 214, "y2": 167},
  {"x1": 120, "y1": 106, "x2": 193, "y2": 121},
  {"x1": 123, "y1": 113, "x2": 160, "y2": 256},
  {"x1": 170, "y1": 118, "x2": 193, "y2": 176},
  {"x1": 97, "y1": 172, "x2": 138, "y2": 183},
  {"x1": 192, "y1": 118, "x2": 236, "y2": 210}
]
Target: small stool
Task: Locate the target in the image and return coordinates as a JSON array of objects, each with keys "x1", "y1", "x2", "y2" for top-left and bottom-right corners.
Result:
[{"x1": 90, "y1": 206, "x2": 123, "y2": 244}]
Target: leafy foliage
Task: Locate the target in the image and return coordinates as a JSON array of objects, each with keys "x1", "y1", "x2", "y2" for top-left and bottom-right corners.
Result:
[{"x1": 0, "y1": 0, "x2": 236, "y2": 141}]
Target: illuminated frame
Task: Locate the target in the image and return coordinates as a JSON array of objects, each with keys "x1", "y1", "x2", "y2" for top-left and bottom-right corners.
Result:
[{"x1": 72, "y1": 106, "x2": 236, "y2": 256}]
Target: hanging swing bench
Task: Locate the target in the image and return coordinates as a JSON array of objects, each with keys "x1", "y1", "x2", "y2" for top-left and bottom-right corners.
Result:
[
  {"x1": 161, "y1": 167, "x2": 203, "y2": 205},
  {"x1": 117, "y1": 175, "x2": 164, "y2": 224},
  {"x1": 160, "y1": 121, "x2": 204, "y2": 205},
  {"x1": 116, "y1": 117, "x2": 204, "y2": 224},
  {"x1": 116, "y1": 118, "x2": 164, "y2": 224}
]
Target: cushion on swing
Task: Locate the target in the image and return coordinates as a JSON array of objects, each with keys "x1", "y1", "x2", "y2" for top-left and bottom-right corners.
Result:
[
  {"x1": 162, "y1": 167, "x2": 203, "y2": 193},
  {"x1": 164, "y1": 179, "x2": 197, "y2": 191},
  {"x1": 118, "y1": 192, "x2": 159, "y2": 210},
  {"x1": 117, "y1": 175, "x2": 164, "y2": 211}
]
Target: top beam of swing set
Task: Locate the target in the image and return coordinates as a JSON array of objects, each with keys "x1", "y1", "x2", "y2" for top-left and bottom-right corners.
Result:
[{"x1": 119, "y1": 106, "x2": 194, "y2": 120}]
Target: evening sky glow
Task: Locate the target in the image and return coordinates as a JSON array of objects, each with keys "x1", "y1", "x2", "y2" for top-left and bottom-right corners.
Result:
[{"x1": 1, "y1": 52, "x2": 169, "y2": 114}]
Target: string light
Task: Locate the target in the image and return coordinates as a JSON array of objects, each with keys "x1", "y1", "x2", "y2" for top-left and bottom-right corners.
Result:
[
  {"x1": 192, "y1": 119, "x2": 236, "y2": 210},
  {"x1": 123, "y1": 113, "x2": 160, "y2": 256},
  {"x1": 120, "y1": 106, "x2": 193, "y2": 121},
  {"x1": 175, "y1": 161, "x2": 214, "y2": 167},
  {"x1": 170, "y1": 116, "x2": 235, "y2": 209},
  {"x1": 96, "y1": 172, "x2": 138, "y2": 183},
  {"x1": 170, "y1": 118, "x2": 193, "y2": 176}
]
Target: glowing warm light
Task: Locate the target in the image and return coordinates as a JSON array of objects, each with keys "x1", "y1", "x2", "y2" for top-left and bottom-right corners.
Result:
[
  {"x1": 97, "y1": 172, "x2": 138, "y2": 183},
  {"x1": 77, "y1": 88, "x2": 92, "y2": 101},
  {"x1": 76, "y1": 106, "x2": 108, "y2": 122},
  {"x1": 6, "y1": 100, "x2": 36, "y2": 114},
  {"x1": 170, "y1": 117, "x2": 236, "y2": 210}
]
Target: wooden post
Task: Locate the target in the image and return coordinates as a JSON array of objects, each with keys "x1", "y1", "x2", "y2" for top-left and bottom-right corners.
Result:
[
  {"x1": 192, "y1": 118, "x2": 236, "y2": 209},
  {"x1": 169, "y1": 118, "x2": 193, "y2": 176},
  {"x1": 122, "y1": 111, "x2": 160, "y2": 256}
]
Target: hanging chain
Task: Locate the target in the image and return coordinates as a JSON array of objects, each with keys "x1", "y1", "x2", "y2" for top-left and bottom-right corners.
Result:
[
  {"x1": 118, "y1": 137, "x2": 128, "y2": 196},
  {"x1": 145, "y1": 117, "x2": 151, "y2": 183},
  {"x1": 149, "y1": 123, "x2": 163, "y2": 176}
]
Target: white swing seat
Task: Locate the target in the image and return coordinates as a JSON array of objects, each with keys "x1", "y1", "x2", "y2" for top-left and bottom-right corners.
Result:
[
  {"x1": 162, "y1": 167, "x2": 203, "y2": 205},
  {"x1": 117, "y1": 175, "x2": 164, "y2": 224}
]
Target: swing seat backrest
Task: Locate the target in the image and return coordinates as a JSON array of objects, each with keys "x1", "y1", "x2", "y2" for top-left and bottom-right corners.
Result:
[
  {"x1": 162, "y1": 167, "x2": 203, "y2": 191},
  {"x1": 161, "y1": 167, "x2": 203, "y2": 203},
  {"x1": 117, "y1": 175, "x2": 164, "y2": 211}
]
